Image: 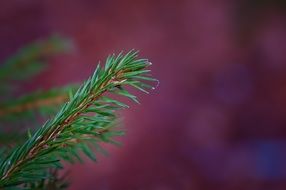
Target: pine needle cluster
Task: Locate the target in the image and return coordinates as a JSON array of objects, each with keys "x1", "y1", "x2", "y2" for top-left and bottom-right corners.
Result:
[{"x1": 0, "y1": 45, "x2": 156, "y2": 189}]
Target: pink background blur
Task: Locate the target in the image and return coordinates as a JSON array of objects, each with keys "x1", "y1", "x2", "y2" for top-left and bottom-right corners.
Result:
[{"x1": 1, "y1": 0, "x2": 286, "y2": 189}]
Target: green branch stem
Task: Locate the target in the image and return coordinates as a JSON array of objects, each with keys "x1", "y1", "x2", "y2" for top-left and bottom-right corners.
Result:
[{"x1": 0, "y1": 50, "x2": 156, "y2": 188}]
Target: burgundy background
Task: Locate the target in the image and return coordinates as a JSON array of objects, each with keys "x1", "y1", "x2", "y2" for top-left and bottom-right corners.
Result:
[{"x1": 1, "y1": 0, "x2": 286, "y2": 189}]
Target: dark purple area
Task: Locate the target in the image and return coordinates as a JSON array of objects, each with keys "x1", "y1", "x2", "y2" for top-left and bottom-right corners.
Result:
[{"x1": 1, "y1": 0, "x2": 286, "y2": 189}]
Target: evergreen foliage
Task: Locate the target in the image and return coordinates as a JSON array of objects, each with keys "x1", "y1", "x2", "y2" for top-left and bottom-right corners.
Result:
[
  {"x1": 0, "y1": 36, "x2": 71, "y2": 96},
  {"x1": 0, "y1": 47, "x2": 156, "y2": 189}
]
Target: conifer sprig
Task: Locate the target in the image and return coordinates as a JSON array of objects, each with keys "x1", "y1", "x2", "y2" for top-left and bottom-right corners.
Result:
[
  {"x1": 0, "y1": 86, "x2": 78, "y2": 121},
  {"x1": 0, "y1": 50, "x2": 156, "y2": 188},
  {"x1": 0, "y1": 36, "x2": 70, "y2": 84},
  {"x1": 0, "y1": 36, "x2": 71, "y2": 98}
]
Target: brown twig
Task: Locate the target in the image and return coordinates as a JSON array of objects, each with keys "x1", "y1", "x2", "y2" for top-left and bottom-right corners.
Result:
[
  {"x1": 0, "y1": 95, "x2": 68, "y2": 117},
  {"x1": 1, "y1": 72, "x2": 124, "y2": 181}
]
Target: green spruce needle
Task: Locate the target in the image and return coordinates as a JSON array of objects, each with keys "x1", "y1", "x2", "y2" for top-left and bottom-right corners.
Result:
[{"x1": 0, "y1": 50, "x2": 157, "y2": 188}]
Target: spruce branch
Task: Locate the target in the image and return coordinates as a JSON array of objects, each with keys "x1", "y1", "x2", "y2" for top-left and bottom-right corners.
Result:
[
  {"x1": 0, "y1": 36, "x2": 71, "y2": 96},
  {"x1": 23, "y1": 169, "x2": 70, "y2": 190},
  {"x1": 0, "y1": 86, "x2": 78, "y2": 119},
  {"x1": 0, "y1": 50, "x2": 157, "y2": 188},
  {"x1": 0, "y1": 86, "x2": 78, "y2": 147}
]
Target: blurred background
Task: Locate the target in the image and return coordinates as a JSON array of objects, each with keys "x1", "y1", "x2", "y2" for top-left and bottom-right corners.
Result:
[{"x1": 1, "y1": 0, "x2": 286, "y2": 189}]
